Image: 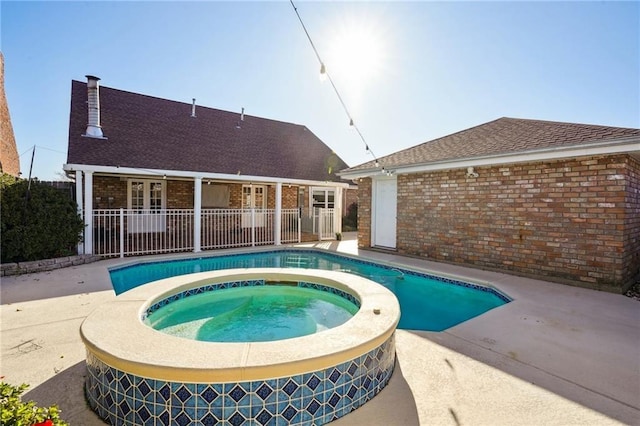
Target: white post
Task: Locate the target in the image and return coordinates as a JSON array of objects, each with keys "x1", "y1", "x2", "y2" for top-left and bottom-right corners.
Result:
[
  {"x1": 83, "y1": 171, "x2": 94, "y2": 254},
  {"x1": 194, "y1": 177, "x2": 202, "y2": 252},
  {"x1": 335, "y1": 186, "x2": 343, "y2": 236},
  {"x1": 275, "y1": 182, "x2": 282, "y2": 246},
  {"x1": 75, "y1": 171, "x2": 84, "y2": 254},
  {"x1": 251, "y1": 208, "x2": 255, "y2": 247},
  {"x1": 119, "y1": 208, "x2": 124, "y2": 258}
]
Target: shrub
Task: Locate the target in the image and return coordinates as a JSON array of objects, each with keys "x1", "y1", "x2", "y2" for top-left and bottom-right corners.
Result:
[
  {"x1": 342, "y1": 201, "x2": 358, "y2": 232},
  {"x1": 0, "y1": 382, "x2": 69, "y2": 426},
  {"x1": 1, "y1": 177, "x2": 84, "y2": 263}
]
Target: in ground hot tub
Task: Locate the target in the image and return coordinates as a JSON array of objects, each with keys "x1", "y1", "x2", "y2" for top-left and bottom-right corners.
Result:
[{"x1": 81, "y1": 268, "x2": 400, "y2": 425}]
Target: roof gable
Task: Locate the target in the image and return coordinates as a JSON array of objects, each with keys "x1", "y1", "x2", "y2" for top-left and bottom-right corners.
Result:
[
  {"x1": 67, "y1": 81, "x2": 348, "y2": 182},
  {"x1": 344, "y1": 117, "x2": 640, "y2": 173}
]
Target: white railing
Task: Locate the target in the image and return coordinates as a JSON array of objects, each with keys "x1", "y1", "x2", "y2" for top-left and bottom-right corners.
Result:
[
  {"x1": 318, "y1": 208, "x2": 336, "y2": 240},
  {"x1": 91, "y1": 208, "x2": 302, "y2": 257},
  {"x1": 300, "y1": 208, "x2": 339, "y2": 240}
]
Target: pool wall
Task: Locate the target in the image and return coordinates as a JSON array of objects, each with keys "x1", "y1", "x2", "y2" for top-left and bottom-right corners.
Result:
[{"x1": 81, "y1": 269, "x2": 400, "y2": 425}]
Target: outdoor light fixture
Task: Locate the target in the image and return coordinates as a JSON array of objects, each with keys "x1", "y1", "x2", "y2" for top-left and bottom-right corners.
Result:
[{"x1": 319, "y1": 63, "x2": 327, "y2": 82}]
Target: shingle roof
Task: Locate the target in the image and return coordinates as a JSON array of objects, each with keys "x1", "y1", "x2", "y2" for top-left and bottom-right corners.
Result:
[
  {"x1": 67, "y1": 80, "x2": 348, "y2": 182},
  {"x1": 344, "y1": 117, "x2": 640, "y2": 172}
]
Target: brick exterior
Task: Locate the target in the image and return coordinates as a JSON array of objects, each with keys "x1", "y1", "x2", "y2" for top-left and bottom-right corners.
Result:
[
  {"x1": 0, "y1": 53, "x2": 19, "y2": 176},
  {"x1": 358, "y1": 154, "x2": 640, "y2": 293},
  {"x1": 92, "y1": 178, "x2": 309, "y2": 210},
  {"x1": 357, "y1": 178, "x2": 372, "y2": 248},
  {"x1": 93, "y1": 176, "x2": 127, "y2": 209}
]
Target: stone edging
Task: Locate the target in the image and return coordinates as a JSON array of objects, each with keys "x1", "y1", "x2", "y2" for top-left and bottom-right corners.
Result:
[{"x1": 1, "y1": 255, "x2": 102, "y2": 276}]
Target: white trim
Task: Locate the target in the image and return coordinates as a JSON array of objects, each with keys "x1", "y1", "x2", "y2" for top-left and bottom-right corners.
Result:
[
  {"x1": 84, "y1": 171, "x2": 93, "y2": 255},
  {"x1": 371, "y1": 176, "x2": 397, "y2": 249},
  {"x1": 63, "y1": 164, "x2": 350, "y2": 188},
  {"x1": 76, "y1": 171, "x2": 84, "y2": 254},
  {"x1": 275, "y1": 182, "x2": 282, "y2": 246},
  {"x1": 338, "y1": 137, "x2": 640, "y2": 179},
  {"x1": 194, "y1": 177, "x2": 202, "y2": 253}
]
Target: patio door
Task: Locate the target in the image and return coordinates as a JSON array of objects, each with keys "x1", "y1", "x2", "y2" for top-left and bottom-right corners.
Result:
[
  {"x1": 242, "y1": 185, "x2": 266, "y2": 228},
  {"x1": 372, "y1": 176, "x2": 397, "y2": 249},
  {"x1": 127, "y1": 180, "x2": 166, "y2": 233}
]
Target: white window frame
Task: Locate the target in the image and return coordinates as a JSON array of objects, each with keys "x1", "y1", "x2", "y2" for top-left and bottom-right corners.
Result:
[
  {"x1": 310, "y1": 187, "x2": 335, "y2": 210},
  {"x1": 242, "y1": 184, "x2": 267, "y2": 227},
  {"x1": 127, "y1": 179, "x2": 166, "y2": 233}
]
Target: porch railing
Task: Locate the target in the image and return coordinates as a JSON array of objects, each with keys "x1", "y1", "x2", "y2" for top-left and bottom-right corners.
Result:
[
  {"x1": 91, "y1": 208, "x2": 302, "y2": 257},
  {"x1": 300, "y1": 207, "x2": 339, "y2": 240}
]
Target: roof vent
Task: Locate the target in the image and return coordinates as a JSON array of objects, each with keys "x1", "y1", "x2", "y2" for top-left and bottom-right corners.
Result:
[
  {"x1": 191, "y1": 98, "x2": 196, "y2": 118},
  {"x1": 241, "y1": 107, "x2": 245, "y2": 121},
  {"x1": 83, "y1": 75, "x2": 104, "y2": 138}
]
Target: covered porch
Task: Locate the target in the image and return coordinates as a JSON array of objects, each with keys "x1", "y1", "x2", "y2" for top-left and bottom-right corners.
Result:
[{"x1": 67, "y1": 165, "x2": 351, "y2": 257}]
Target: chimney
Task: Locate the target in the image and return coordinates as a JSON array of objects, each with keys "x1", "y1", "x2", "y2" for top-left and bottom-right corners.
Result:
[
  {"x1": 191, "y1": 98, "x2": 196, "y2": 118},
  {"x1": 84, "y1": 75, "x2": 104, "y2": 138}
]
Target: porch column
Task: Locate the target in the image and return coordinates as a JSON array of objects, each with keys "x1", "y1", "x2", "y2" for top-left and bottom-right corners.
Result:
[
  {"x1": 275, "y1": 182, "x2": 282, "y2": 245},
  {"x1": 335, "y1": 186, "x2": 343, "y2": 235},
  {"x1": 193, "y1": 177, "x2": 202, "y2": 252},
  {"x1": 83, "y1": 171, "x2": 93, "y2": 255},
  {"x1": 75, "y1": 171, "x2": 84, "y2": 254}
]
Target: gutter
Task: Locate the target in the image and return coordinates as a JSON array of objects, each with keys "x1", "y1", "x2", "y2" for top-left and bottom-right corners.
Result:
[
  {"x1": 338, "y1": 136, "x2": 640, "y2": 179},
  {"x1": 62, "y1": 163, "x2": 351, "y2": 188}
]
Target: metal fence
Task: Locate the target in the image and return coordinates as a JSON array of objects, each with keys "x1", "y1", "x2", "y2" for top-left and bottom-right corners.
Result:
[
  {"x1": 91, "y1": 208, "x2": 303, "y2": 257},
  {"x1": 300, "y1": 208, "x2": 338, "y2": 240}
]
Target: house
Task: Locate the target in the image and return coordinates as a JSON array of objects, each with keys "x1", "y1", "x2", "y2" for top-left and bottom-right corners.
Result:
[
  {"x1": 64, "y1": 76, "x2": 355, "y2": 257},
  {"x1": 339, "y1": 117, "x2": 640, "y2": 293},
  {"x1": 0, "y1": 52, "x2": 20, "y2": 177}
]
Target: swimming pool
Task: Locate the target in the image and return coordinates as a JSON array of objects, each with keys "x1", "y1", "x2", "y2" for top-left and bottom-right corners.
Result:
[{"x1": 110, "y1": 249, "x2": 510, "y2": 332}]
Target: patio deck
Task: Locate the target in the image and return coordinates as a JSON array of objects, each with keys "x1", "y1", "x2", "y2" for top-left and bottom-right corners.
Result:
[{"x1": 1, "y1": 233, "x2": 638, "y2": 425}]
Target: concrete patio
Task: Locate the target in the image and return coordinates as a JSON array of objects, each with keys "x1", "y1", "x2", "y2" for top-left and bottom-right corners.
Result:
[{"x1": 1, "y1": 234, "x2": 639, "y2": 425}]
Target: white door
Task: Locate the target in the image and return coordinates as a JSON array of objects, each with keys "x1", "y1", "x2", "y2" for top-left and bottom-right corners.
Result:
[
  {"x1": 242, "y1": 185, "x2": 266, "y2": 228},
  {"x1": 372, "y1": 176, "x2": 397, "y2": 249}
]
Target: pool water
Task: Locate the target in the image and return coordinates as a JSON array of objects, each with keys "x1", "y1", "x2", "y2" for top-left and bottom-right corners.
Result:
[
  {"x1": 144, "y1": 285, "x2": 359, "y2": 342},
  {"x1": 111, "y1": 250, "x2": 510, "y2": 331}
]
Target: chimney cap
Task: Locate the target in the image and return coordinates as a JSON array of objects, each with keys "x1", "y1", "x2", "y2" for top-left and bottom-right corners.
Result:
[{"x1": 85, "y1": 75, "x2": 101, "y2": 81}]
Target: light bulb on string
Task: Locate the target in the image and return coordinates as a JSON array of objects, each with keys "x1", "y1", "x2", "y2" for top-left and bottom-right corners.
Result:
[{"x1": 319, "y1": 63, "x2": 327, "y2": 82}]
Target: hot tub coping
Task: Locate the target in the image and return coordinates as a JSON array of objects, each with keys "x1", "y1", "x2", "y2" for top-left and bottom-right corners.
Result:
[{"x1": 80, "y1": 268, "x2": 400, "y2": 382}]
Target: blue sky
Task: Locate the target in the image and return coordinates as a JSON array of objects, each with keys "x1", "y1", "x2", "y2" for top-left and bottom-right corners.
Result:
[{"x1": 2, "y1": 1, "x2": 638, "y2": 180}]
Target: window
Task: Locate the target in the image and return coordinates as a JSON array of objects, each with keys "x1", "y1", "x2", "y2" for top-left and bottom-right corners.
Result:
[
  {"x1": 127, "y1": 180, "x2": 166, "y2": 232},
  {"x1": 128, "y1": 180, "x2": 166, "y2": 211},
  {"x1": 242, "y1": 185, "x2": 266, "y2": 209},
  {"x1": 241, "y1": 185, "x2": 267, "y2": 227},
  {"x1": 311, "y1": 188, "x2": 335, "y2": 209}
]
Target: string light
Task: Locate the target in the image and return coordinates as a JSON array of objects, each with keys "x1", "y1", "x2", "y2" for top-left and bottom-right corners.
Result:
[{"x1": 290, "y1": 0, "x2": 381, "y2": 168}]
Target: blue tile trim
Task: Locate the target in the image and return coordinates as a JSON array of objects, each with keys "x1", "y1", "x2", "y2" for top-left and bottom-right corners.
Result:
[
  {"x1": 143, "y1": 278, "x2": 360, "y2": 321},
  {"x1": 85, "y1": 334, "x2": 396, "y2": 426},
  {"x1": 110, "y1": 248, "x2": 511, "y2": 303}
]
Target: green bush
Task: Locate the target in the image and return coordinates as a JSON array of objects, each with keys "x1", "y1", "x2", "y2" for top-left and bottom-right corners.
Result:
[
  {"x1": 0, "y1": 382, "x2": 69, "y2": 426},
  {"x1": 1, "y1": 176, "x2": 84, "y2": 263}
]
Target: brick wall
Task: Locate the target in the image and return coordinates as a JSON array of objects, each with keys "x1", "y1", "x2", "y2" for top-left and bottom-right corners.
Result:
[
  {"x1": 359, "y1": 154, "x2": 639, "y2": 293},
  {"x1": 93, "y1": 176, "x2": 127, "y2": 209},
  {"x1": 0, "y1": 53, "x2": 19, "y2": 176},
  {"x1": 266, "y1": 185, "x2": 299, "y2": 209},
  {"x1": 623, "y1": 156, "x2": 640, "y2": 286},
  {"x1": 357, "y1": 178, "x2": 372, "y2": 248},
  {"x1": 167, "y1": 180, "x2": 193, "y2": 208}
]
